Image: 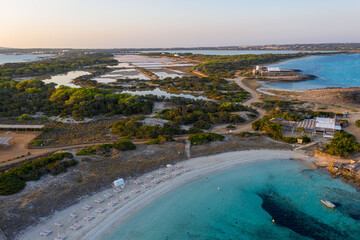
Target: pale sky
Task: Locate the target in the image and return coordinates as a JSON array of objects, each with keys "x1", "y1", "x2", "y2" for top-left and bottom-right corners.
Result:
[{"x1": 1, "y1": 0, "x2": 359, "y2": 48}]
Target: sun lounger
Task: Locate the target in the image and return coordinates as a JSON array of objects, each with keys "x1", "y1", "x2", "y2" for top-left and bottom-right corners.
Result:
[
  {"x1": 95, "y1": 207, "x2": 105, "y2": 214},
  {"x1": 134, "y1": 179, "x2": 143, "y2": 185},
  {"x1": 146, "y1": 174, "x2": 154, "y2": 179},
  {"x1": 120, "y1": 194, "x2": 129, "y2": 200},
  {"x1": 152, "y1": 179, "x2": 161, "y2": 184},
  {"x1": 40, "y1": 231, "x2": 50, "y2": 236},
  {"x1": 95, "y1": 198, "x2": 104, "y2": 204},
  {"x1": 156, "y1": 170, "x2": 165, "y2": 175},
  {"x1": 113, "y1": 188, "x2": 122, "y2": 193},
  {"x1": 131, "y1": 189, "x2": 140, "y2": 194},
  {"x1": 69, "y1": 213, "x2": 77, "y2": 218},
  {"x1": 104, "y1": 193, "x2": 113, "y2": 199},
  {"x1": 162, "y1": 175, "x2": 171, "y2": 180},
  {"x1": 70, "y1": 223, "x2": 82, "y2": 231},
  {"x1": 108, "y1": 200, "x2": 118, "y2": 206},
  {"x1": 40, "y1": 229, "x2": 52, "y2": 236},
  {"x1": 141, "y1": 184, "x2": 150, "y2": 189},
  {"x1": 82, "y1": 204, "x2": 92, "y2": 210},
  {"x1": 83, "y1": 215, "x2": 94, "y2": 221},
  {"x1": 54, "y1": 222, "x2": 62, "y2": 227},
  {"x1": 54, "y1": 233, "x2": 67, "y2": 240}
]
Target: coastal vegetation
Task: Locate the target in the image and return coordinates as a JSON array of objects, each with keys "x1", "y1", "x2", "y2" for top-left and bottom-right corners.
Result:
[
  {"x1": 239, "y1": 131, "x2": 260, "y2": 137},
  {"x1": 112, "y1": 117, "x2": 186, "y2": 139},
  {"x1": 0, "y1": 79, "x2": 153, "y2": 119},
  {"x1": 0, "y1": 152, "x2": 75, "y2": 195},
  {"x1": 251, "y1": 114, "x2": 300, "y2": 144},
  {"x1": 188, "y1": 132, "x2": 225, "y2": 145},
  {"x1": 29, "y1": 119, "x2": 117, "y2": 147},
  {"x1": 76, "y1": 141, "x2": 136, "y2": 156},
  {"x1": 253, "y1": 100, "x2": 339, "y2": 118},
  {"x1": 0, "y1": 53, "x2": 117, "y2": 78},
  {"x1": 156, "y1": 101, "x2": 256, "y2": 126},
  {"x1": 356, "y1": 120, "x2": 360, "y2": 128},
  {"x1": 324, "y1": 131, "x2": 360, "y2": 157},
  {"x1": 151, "y1": 76, "x2": 250, "y2": 102}
]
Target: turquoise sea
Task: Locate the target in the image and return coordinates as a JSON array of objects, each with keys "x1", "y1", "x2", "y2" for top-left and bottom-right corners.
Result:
[
  {"x1": 265, "y1": 54, "x2": 360, "y2": 90},
  {"x1": 104, "y1": 159, "x2": 360, "y2": 240}
]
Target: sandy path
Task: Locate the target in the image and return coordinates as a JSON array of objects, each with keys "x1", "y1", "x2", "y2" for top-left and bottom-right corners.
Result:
[
  {"x1": 16, "y1": 149, "x2": 311, "y2": 240},
  {"x1": 211, "y1": 76, "x2": 265, "y2": 134},
  {"x1": 344, "y1": 112, "x2": 360, "y2": 141}
]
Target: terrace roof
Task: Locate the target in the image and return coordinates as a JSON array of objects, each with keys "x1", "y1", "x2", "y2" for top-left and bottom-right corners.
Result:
[
  {"x1": 0, "y1": 137, "x2": 13, "y2": 146},
  {"x1": 0, "y1": 125, "x2": 44, "y2": 130}
]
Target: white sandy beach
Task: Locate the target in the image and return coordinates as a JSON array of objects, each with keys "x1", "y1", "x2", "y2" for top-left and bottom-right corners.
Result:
[{"x1": 16, "y1": 149, "x2": 313, "y2": 240}]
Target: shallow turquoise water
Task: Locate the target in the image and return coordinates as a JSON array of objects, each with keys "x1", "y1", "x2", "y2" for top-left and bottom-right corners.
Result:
[
  {"x1": 104, "y1": 159, "x2": 360, "y2": 240},
  {"x1": 266, "y1": 54, "x2": 360, "y2": 90}
]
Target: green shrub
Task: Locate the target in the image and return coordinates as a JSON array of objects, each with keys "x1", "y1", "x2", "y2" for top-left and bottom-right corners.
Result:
[
  {"x1": 188, "y1": 127, "x2": 203, "y2": 134},
  {"x1": 301, "y1": 135, "x2": 311, "y2": 144},
  {"x1": 239, "y1": 131, "x2": 259, "y2": 137},
  {"x1": 76, "y1": 147, "x2": 96, "y2": 156},
  {"x1": 325, "y1": 131, "x2": 360, "y2": 157},
  {"x1": 226, "y1": 125, "x2": 236, "y2": 129},
  {"x1": 356, "y1": 120, "x2": 360, "y2": 128},
  {"x1": 189, "y1": 133, "x2": 225, "y2": 146},
  {"x1": 113, "y1": 141, "x2": 136, "y2": 151},
  {"x1": 282, "y1": 136, "x2": 297, "y2": 144},
  {"x1": 28, "y1": 140, "x2": 44, "y2": 147},
  {"x1": 193, "y1": 120, "x2": 212, "y2": 130},
  {"x1": 0, "y1": 152, "x2": 74, "y2": 195},
  {"x1": 76, "y1": 141, "x2": 136, "y2": 156},
  {"x1": 145, "y1": 139, "x2": 161, "y2": 145},
  {"x1": 17, "y1": 114, "x2": 33, "y2": 122}
]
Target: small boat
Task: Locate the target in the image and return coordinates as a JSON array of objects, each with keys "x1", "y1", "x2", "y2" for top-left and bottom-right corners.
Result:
[{"x1": 321, "y1": 199, "x2": 336, "y2": 208}]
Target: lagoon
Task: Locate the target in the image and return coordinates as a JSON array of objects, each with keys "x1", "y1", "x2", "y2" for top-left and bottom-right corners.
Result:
[
  {"x1": 42, "y1": 71, "x2": 89, "y2": 88},
  {"x1": 104, "y1": 159, "x2": 360, "y2": 240},
  {"x1": 265, "y1": 54, "x2": 360, "y2": 90},
  {"x1": 121, "y1": 88, "x2": 209, "y2": 100}
]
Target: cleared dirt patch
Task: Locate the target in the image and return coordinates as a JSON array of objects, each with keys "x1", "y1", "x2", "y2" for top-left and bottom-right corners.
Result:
[{"x1": 0, "y1": 131, "x2": 41, "y2": 163}]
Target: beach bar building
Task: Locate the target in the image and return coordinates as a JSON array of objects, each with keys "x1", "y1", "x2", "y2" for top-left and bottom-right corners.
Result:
[
  {"x1": 315, "y1": 117, "x2": 341, "y2": 137},
  {"x1": 270, "y1": 117, "x2": 341, "y2": 137},
  {"x1": 113, "y1": 178, "x2": 125, "y2": 189}
]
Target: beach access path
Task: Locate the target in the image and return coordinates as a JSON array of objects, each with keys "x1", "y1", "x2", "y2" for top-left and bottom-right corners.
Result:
[{"x1": 16, "y1": 149, "x2": 311, "y2": 240}]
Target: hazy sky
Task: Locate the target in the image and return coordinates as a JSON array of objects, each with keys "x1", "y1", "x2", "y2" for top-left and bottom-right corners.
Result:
[{"x1": 1, "y1": 0, "x2": 359, "y2": 48}]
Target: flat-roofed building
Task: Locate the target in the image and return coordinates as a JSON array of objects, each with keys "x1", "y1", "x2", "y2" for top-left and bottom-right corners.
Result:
[
  {"x1": 270, "y1": 117, "x2": 341, "y2": 137},
  {"x1": 315, "y1": 117, "x2": 341, "y2": 134},
  {"x1": 0, "y1": 125, "x2": 44, "y2": 131},
  {"x1": 0, "y1": 137, "x2": 13, "y2": 149}
]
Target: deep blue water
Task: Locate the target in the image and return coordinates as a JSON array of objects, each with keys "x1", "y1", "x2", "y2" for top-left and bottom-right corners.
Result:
[
  {"x1": 0, "y1": 54, "x2": 53, "y2": 65},
  {"x1": 143, "y1": 50, "x2": 331, "y2": 55},
  {"x1": 265, "y1": 54, "x2": 360, "y2": 90},
  {"x1": 104, "y1": 159, "x2": 360, "y2": 240}
]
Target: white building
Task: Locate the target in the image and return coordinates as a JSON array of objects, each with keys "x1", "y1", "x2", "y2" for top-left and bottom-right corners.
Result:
[
  {"x1": 315, "y1": 117, "x2": 341, "y2": 137},
  {"x1": 113, "y1": 178, "x2": 125, "y2": 189}
]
